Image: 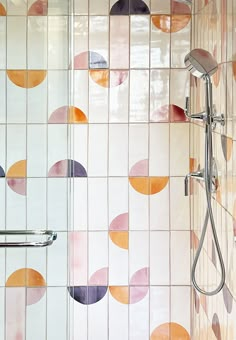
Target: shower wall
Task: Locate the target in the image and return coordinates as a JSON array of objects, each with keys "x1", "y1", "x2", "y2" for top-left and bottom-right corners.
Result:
[
  {"x1": 191, "y1": 0, "x2": 236, "y2": 338},
  {"x1": 0, "y1": 0, "x2": 192, "y2": 339}
]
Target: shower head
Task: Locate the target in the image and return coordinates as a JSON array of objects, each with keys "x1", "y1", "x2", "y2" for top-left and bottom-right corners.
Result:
[{"x1": 184, "y1": 49, "x2": 218, "y2": 79}]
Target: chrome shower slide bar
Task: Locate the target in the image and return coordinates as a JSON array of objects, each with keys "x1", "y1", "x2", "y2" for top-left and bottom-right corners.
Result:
[{"x1": 0, "y1": 230, "x2": 57, "y2": 248}]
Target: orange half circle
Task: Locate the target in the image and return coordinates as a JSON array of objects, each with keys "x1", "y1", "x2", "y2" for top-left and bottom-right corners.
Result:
[
  {"x1": 109, "y1": 231, "x2": 129, "y2": 250},
  {"x1": 7, "y1": 70, "x2": 47, "y2": 88},
  {"x1": 151, "y1": 322, "x2": 190, "y2": 340},
  {"x1": 6, "y1": 268, "x2": 46, "y2": 287},
  {"x1": 109, "y1": 286, "x2": 129, "y2": 304},
  {"x1": 152, "y1": 14, "x2": 191, "y2": 33},
  {"x1": 7, "y1": 160, "x2": 26, "y2": 178},
  {"x1": 69, "y1": 106, "x2": 88, "y2": 123},
  {"x1": 0, "y1": 3, "x2": 6, "y2": 15},
  {"x1": 129, "y1": 177, "x2": 169, "y2": 195}
]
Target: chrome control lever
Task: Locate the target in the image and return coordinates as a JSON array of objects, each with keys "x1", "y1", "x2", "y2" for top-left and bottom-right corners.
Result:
[
  {"x1": 184, "y1": 97, "x2": 225, "y2": 127},
  {"x1": 184, "y1": 170, "x2": 204, "y2": 196},
  {"x1": 184, "y1": 97, "x2": 206, "y2": 121}
]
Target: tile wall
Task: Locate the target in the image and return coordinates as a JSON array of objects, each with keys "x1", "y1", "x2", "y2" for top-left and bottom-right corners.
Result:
[
  {"x1": 191, "y1": 0, "x2": 236, "y2": 339},
  {"x1": 0, "y1": 0, "x2": 192, "y2": 339}
]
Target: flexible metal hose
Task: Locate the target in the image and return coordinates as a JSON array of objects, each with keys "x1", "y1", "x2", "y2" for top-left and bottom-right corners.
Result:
[{"x1": 191, "y1": 80, "x2": 226, "y2": 296}]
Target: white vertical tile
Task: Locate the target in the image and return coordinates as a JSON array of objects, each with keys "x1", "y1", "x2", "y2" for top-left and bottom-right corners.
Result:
[
  {"x1": 130, "y1": 70, "x2": 149, "y2": 122},
  {"x1": 27, "y1": 178, "x2": 47, "y2": 230},
  {"x1": 130, "y1": 16, "x2": 150, "y2": 68},
  {"x1": 109, "y1": 124, "x2": 128, "y2": 176},
  {"x1": 149, "y1": 123, "x2": 169, "y2": 176},
  {"x1": 0, "y1": 125, "x2": 5, "y2": 172},
  {"x1": 88, "y1": 178, "x2": 108, "y2": 230},
  {"x1": 129, "y1": 231, "x2": 149, "y2": 280},
  {"x1": 129, "y1": 293, "x2": 149, "y2": 340},
  {"x1": 48, "y1": 71, "x2": 69, "y2": 115},
  {"x1": 109, "y1": 75, "x2": 129, "y2": 123},
  {"x1": 0, "y1": 71, "x2": 6, "y2": 124},
  {"x1": 129, "y1": 124, "x2": 149, "y2": 169},
  {"x1": 74, "y1": 70, "x2": 88, "y2": 116},
  {"x1": 74, "y1": 16, "x2": 88, "y2": 57},
  {"x1": 129, "y1": 185, "x2": 149, "y2": 231},
  {"x1": 170, "y1": 177, "x2": 190, "y2": 230},
  {"x1": 6, "y1": 247, "x2": 26, "y2": 280},
  {"x1": 0, "y1": 18, "x2": 6, "y2": 69},
  {"x1": 74, "y1": 0, "x2": 88, "y2": 14},
  {"x1": 171, "y1": 231, "x2": 190, "y2": 285},
  {"x1": 48, "y1": 0, "x2": 69, "y2": 14},
  {"x1": 27, "y1": 80, "x2": 48, "y2": 123},
  {"x1": 28, "y1": 17, "x2": 47, "y2": 69},
  {"x1": 151, "y1": 27, "x2": 170, "y2": 68},
  {"x1": 47, "y1": 287, "x2": 68, "y2": 340},
  {"x1": 48, "y1": 16, "x2": 69, "y2": 69},
  {"x1": 109, "y1": 296, "x2": 129, "y2": 340},
  {"x1": 109, "y1": 240, "x2": 128, "y2": 285},
  {"x1": 47, "y1": 232, "x2": 67, "y2": 286},
  {"x1": 6, "y1": 186, "x2": 26, "y2": 229},
  {"x1": 150, "y1": 183, "x2": 169, "y2": 230},
  {"x1": 0, "y1": 179, "x2": 5, "y2": 230},
  {"x1": 0, "y1": 288, "x2": 4, "y2": 339},
  {"x1": 89, "y1": 76, "x2": 109, "y2": 123},
  {"x1": 88, "y1": 232, "x2": 108, "y2": 280},
  {"x1": 150, "y1": 287, "x2": 170, "y2": 332},
  {"x1": 109, "y1": 178, "x2": 128, "y2": 225},
  {"x1": 73, "y1": 178, "x2": 88, "y2": 231},
  {"x1": 171, "y1": 286, "x2": 191, "y2": 335},
  {"x1": 88, "y1": 295, "x2": 108, "y2": 340},
  {"x1": 48, "y1": 124, "x2": 68, "y2": 170},
  {"x1": 73, "y1": 125, "x2": 88, "y2": 171},
  {"x1": 70, "y1": 299, "x2": 88, "y2": 340},
  {"x1": 48, "y1": 178, "x2": 68, "y2": 231},
  {"x1": 7, "y1": 17, "x2": 26, "y2": 69},
  {"x1": 150, "y1": 231, "x2": 170, "y2": 285},
  {"x1": 89, "y1": 16, "x2": 109, "y2": 64},
  {"x1": 7, "y1": 76, "x2": 26, "y2": 123},
  {"x1": 170, "y1": 123, "x2": 189, "y2": 176},
  {"x1": 110, "y1": 16, "x2": 129, "y2": 69},
  {"x1": 89, "y1": 0, "x2": 109, "y2": 14},
  {"x1": 88, "y1": 124, "x2": 108, "y2": 176},
  {"x1": 151, "y1": 0, "x2": 170, "y2": 13},
  {"x1": 7, "y1": 0, "x2": 27, "y2": 14},
  {"x1": 27, "y1": 125, "x2": 47, "y2": 177}
]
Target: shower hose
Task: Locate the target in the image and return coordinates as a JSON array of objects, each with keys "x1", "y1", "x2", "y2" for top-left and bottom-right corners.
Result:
[{"x1": 191, "y1": 122, "x2": 226, "y2": 296}]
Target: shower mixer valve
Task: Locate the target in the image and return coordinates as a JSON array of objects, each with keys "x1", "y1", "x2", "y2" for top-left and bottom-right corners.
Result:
[{"x1": 184, "y1": 97, "x2": 225, "y2": 128}]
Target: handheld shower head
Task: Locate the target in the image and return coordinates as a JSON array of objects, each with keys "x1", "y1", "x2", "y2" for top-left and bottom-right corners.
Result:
[{"x1": 184, "y1": 49, "x2": 218, "y2": 79}]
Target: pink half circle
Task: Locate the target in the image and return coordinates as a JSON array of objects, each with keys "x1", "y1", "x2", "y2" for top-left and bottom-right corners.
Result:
[
  {"x1": 7, "y1": 179, "x2": 26, "y2": 196},
  {"x1": 109, "y1": 213, "x2": 129, "y2": 231},
  {"x1": 28, "y1": 0, "x2": 48, "y2": 15},
  {"x1": 130, "y1": 286, "x2": 149, "y2": 304},
  {"x1": 27, "y1": 287, "x2": 46, "y2": 306},
  {"x1": 89, "y1": 268, "x2": 108, "y2": 286},
  {"x1": 130, "y1": 268, "x2": 149, "y2": 285},
  {"x1": 129, "y1": 159, "x2": 149, "y2": 177},
  {"x1": 48, "y1": 160, "x2": 87, "y2": 178}
]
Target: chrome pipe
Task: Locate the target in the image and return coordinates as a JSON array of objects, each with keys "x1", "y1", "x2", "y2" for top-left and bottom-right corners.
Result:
[{"x1": 0, "y1": 230, "x2": 57, "y2": 247}]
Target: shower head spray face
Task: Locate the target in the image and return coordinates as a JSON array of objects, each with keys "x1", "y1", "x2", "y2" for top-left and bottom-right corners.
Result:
[
  {"x1": 184, "y1": 49, "x2": 218, "y2": 78},
  {"x1": 175, "y1": 0, "x2": 192, "y2": 4}
]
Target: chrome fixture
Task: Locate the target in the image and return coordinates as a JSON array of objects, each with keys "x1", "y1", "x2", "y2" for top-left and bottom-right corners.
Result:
[
  {"x1": 0, "y1": 230, "x2": 57, "y2": 247},
  {"x1": 175, "y1": 0, "x2": 192, "y2": 4},
  {"x1": 184, "y1": 48, "x2": 225, "y2": 296}
]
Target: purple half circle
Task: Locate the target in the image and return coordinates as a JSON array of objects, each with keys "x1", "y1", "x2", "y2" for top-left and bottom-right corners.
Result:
[
  {"x1": 48, "y1": 160, "x2": 87, "y2": 178},
  {"x1": 68, "y1": 286, "x2": 108, "y2": 305},
  {"x1": 74, "y1": 51, "x2": 108, "y2": 70},
  {"x1": 0, "y1": 166, "x2": 5, "y2": 177},
  {"x1": 109, "y1": 213, "x2": 129, "y2": 231},
  {"x1": 212, "y1": 314, "x2": 222, "y2": 340},
  {"x1": 110, "y1": 0, "x2": 150, "y2": 15},
  {"x1": 222, "y1": 285, "x2": 233, "y2": 313}
]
